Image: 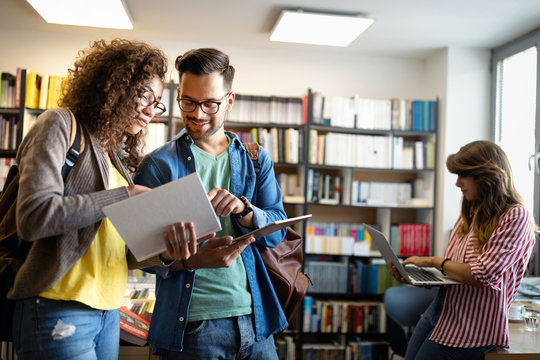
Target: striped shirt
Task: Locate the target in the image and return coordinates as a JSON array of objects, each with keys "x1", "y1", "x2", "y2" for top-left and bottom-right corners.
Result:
[{"x1": 429, "y1": 206, "x2": 535, "y2": 348}]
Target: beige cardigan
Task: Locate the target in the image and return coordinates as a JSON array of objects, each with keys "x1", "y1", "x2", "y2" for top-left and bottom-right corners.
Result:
[{"x1": 9, "y1": 108, "x2": 161, "y2": 300}]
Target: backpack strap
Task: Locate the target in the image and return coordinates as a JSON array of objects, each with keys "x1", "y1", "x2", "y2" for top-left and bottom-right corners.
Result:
[
  {"x1": 243, "y1": 142, "x2": 261, "y2": 176},
  {"x1": 61, "y1": 111, "x2": 82, "y2": 179}
]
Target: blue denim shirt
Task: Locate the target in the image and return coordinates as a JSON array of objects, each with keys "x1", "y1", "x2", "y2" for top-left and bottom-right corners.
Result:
[{"x1": 133, "y1": 130, "x2": 288, "y2": 352}]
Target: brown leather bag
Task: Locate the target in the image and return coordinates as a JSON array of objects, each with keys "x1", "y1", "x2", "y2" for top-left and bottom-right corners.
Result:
[{"x1": 243, "y1": 142, "x2": 311, "y2": 323}]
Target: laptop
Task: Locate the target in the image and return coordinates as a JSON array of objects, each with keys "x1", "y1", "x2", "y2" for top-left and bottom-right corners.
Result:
[{"x1": 365, "y1": 224, "x2": 461, "y2": 286}]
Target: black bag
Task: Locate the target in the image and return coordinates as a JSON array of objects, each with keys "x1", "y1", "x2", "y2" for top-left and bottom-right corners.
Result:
[
  {"x1": 243, "y1": 142, "x2": 311, "y2": 323},
  {"x1": 0, "y1": 114, "x2": 81, "y2": 341}
]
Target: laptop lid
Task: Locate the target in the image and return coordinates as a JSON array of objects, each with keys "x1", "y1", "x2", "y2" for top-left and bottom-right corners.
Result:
[{"x1": 365, "y1": 224, "x2": 461, "y2": 286}]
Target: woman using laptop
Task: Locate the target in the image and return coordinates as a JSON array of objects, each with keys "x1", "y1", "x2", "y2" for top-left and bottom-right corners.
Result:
[{"x1": 389, "y1": 140, "x2": 535, "y2": 360}]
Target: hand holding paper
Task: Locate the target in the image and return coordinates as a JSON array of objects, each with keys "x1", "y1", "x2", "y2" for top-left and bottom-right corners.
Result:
[{"x1": 103, "y1": 173, "x2": 222, "y2": 262}]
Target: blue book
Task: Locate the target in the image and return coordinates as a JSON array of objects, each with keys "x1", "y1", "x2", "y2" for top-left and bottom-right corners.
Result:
[
  {"x1": 423, "y1": 100, "x2": 429, "y2": 131},
  {"x1": 429, "y1": 100, "x2": 438, "y2": 131}
]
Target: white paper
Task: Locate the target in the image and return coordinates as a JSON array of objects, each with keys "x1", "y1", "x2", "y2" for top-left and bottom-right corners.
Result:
[{"x1": 103, "y1": 173, "x2": 221, "y2": 261}]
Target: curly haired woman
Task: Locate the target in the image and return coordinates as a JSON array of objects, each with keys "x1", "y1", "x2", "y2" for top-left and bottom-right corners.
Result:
[
  {"x1": 389, "y1": 140, "x2": 536, "y2": 360},
  {"x1": 10, "y1": 39, "x2": 203, "y2": 359}
]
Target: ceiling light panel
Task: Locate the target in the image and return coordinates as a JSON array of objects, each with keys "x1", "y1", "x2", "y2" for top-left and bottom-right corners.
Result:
[
  {"x1": 26, "y1": 0, "x2": 133, "y2": 30},
  {"x1": 270, "y1": 10, "x2": 374, "y2": 47}
]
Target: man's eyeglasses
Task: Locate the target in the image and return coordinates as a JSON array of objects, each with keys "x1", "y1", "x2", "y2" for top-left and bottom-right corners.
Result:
[
  {"x1": 140, "y1": 90, "x2": 166, "y2": 116},
  {"x1": 177, "y1": 92, "x2": 231, "y2": 115}
]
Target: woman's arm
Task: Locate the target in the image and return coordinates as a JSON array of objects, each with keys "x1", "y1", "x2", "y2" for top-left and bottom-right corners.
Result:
[{"x1": 403, "y1": 256, "x2": 483, "y2": 287}]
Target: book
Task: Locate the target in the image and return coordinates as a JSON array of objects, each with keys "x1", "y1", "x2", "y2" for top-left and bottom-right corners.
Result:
[
  {"x1": 119, "y1": 306, "x2": 150, "y2": 346},
  {"x1": 24, "y1": 71, "x2": 40, "y2": 109},
  {"x1": 103, "y1": 172, "x2": 222, "y2": 261},
  {"x1": 38, "y1": 73, "x2": 49, "y2": 109}
]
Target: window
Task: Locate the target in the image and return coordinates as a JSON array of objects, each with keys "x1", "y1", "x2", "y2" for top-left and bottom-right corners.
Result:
[{"x1": 492, "y1": 29, "x2": 540, "y2": 275}]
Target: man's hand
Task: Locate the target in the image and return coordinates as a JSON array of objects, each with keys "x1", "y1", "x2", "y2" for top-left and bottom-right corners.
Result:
[
  {"x1": 172, "y1": 235, "x2": 255, "y2": 271},
  {"x1": 207, "y1": 188, "x2": 245, "y2": 217}
]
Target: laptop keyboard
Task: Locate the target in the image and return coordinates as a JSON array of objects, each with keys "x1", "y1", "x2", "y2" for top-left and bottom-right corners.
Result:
[{"x1": 405, "y1": 266, "x2": 441, "y2": 282}]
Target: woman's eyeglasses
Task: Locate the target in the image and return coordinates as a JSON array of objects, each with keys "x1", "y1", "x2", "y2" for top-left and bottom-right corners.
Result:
[{"x1": 140, "y1": 90, "x2": 166, "y2": 116}]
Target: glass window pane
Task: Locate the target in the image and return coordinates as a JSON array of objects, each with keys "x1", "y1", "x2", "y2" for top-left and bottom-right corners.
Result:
[{"x1": 495, "y1": 46, "x2": 537, "y2": 213}]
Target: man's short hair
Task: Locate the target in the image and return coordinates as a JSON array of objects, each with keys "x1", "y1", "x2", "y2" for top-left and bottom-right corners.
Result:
[{"x1": 175, "y1": 48, "x2": 235, "y2": 91}]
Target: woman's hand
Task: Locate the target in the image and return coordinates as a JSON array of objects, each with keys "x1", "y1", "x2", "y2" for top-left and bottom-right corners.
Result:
[
  {"x1": 388, "y1": 261, "x2": 408, "y2": 284},
  {"x1": 127, "y1": 184, "x2": 151, "y2": 197},
  {"x1": 402, "y1": 256, "x2": 440, "y2": 268},
  {"x1": 160, "y1": 221, "x2": 210, "y2": 262}
]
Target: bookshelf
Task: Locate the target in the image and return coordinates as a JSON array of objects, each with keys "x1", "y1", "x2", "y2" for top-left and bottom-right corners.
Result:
[{"x1": 222, "y1": 88, "x2": 439, "y2": 359}]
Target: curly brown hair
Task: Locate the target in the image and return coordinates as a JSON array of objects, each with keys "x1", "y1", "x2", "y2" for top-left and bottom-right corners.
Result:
[
  {"x1": 446, "y1": 140, "x2": 524, "y2": 250},
  {"x1": 60, "y1": 38, "x2": 168, "y2": 171}
]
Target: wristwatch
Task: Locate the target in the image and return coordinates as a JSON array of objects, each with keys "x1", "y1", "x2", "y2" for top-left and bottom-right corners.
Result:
[{"x1": 231, "y1": 196, "x2": 253, "y2": 219}]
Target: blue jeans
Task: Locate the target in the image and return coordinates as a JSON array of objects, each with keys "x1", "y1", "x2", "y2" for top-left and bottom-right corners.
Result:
[
  {"x1": 406, "y1": 287, "x2": 495, "y2": 360},
  {"x1": 13, "y1": 297, "x2": 120, "y2": 360},
  {"x1": 159, "y1": 315, "x2": 278, "y2": 360}
]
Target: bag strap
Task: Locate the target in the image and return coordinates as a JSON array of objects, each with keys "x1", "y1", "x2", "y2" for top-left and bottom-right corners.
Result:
[
  {"x1": 61, "y1": 110, "x2": 82, "y2": 179},
  {"x1": 243, "y1": 142, "x2": 261, "y2": 175}
]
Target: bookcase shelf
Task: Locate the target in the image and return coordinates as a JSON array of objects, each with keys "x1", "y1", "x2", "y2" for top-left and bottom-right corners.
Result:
[{"x1": 222, "y1": 88, "x2": 439, "y2": 359}]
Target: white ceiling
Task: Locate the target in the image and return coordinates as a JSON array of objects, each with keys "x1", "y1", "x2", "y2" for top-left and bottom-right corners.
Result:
[{"x1": 2, "y1": 0, "x2": 540, "y2": 59}]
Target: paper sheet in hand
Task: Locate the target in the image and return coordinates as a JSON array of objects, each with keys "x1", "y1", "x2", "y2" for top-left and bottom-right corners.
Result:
[
  {"x1": 232, "y1": 214, "x2": 312, "y2": 243},
  {"x1": 103, "y1": 173, "x2": 221, "y2": 262}
]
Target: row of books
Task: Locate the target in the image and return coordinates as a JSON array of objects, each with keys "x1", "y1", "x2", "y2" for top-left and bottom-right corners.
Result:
[
  {"x1": 275, "y1": 336, "x2": 296, "y2": 360},
  {"x1": 311, "y1": 91, "x2": 437, "y2": 132},
  {"x1": 304, "y1": 222, "x2": 377, "y2": 256},
  {"x1": 227, "y1": 127, "x2": 304, "y2": 164},
  {"x1": 393, "y1": 137, "x2": 435, "y2": 170},
  {"x1": 351, "y1": 260, "x2": 402, "y2": 295},
  {"x1": 226, "y1": 94, "x2": 304, "y2": 125},
  {"x1": 0, "y1": 72, "x2": 16, "y2": 108},
  {"x1": 119, "y1": 306, "x2": 150, "y2": 346},
  {"x1": 25, "y1": 71, "x2": 66, "y2": 110},
  {"x1": 312, "y1": 93, "x2": 393, "y2": 131},
  {"x1": 124, "y1": 299, "x2": 155, "y2": 316},
  {"x1": 390, "y1": 223, "x2": 431, "y2": 256},
  {"x1": 304, "y1": 259, "x2": 401, "y2": 295},
  {"x1": 350, "y1": 181, "x2": 413, "y2": 207},
  {"x1": 302, "y1": 297, "x2": 386, "y2": 334},
  {"x1": 309, "y1": 130, "x2": 435, "y2": 170},
  {"x1": 306, "y1": 170, "x2": 341, "y2": 205},
  {"x1": 302, "y1": 340, "x2": 388, "y2": 360},
  {"x1": 123, "y1": 270, "x2": 156, "y2": 316},
  {"x1": 0, "y1": 116, "x2": 18, "y2": 150},
  {"x1": 304, "y1": 261, "x2": 349, "y2": 293},
  {"x1": 278, "y1": 172, "x2": 305, "y2": 203}
]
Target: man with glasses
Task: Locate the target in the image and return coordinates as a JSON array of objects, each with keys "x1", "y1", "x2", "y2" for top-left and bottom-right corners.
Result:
[{"x1": 133, "y1": 48, "x2": 287, "y2": 359}]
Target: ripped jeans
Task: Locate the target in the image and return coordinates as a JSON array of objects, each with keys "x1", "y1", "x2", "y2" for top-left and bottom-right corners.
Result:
[{"x1": 13, "y1": 297, "x2": 119, "y2": 360}]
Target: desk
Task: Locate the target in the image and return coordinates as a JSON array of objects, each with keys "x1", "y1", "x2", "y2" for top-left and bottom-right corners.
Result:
[{"x1": 485, "y1": 300, "x2": 540, "y2": 360}]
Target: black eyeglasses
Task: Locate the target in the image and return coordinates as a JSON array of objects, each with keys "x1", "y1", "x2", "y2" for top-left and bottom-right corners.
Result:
[
  {"x1": 140, "y1": 89, "x2": 166, "y2": 116},
  {"x1": 177, "y1": 92, "x2": 231, "y2": 114}
]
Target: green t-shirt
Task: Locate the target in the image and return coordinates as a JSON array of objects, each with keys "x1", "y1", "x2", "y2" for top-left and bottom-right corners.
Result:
[{"x1": 187, "y1": 139, "x2": 252, "y2": 322}]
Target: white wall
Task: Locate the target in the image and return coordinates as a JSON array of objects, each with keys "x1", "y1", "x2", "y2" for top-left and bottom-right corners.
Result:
[
  {"x1": 437, "y1": 47, "x2": 491, "y2": 253},
  {"x1": 1, "y1": 28, "x2": 427, "y2": 99},
  {"x1": 425, "y1": 48, "x2": 448, "y2": 256}
]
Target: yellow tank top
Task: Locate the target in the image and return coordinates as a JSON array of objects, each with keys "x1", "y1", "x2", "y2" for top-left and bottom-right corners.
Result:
[{"x1": 40, "y1": 162, "x2": 129, "y2": 310}]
